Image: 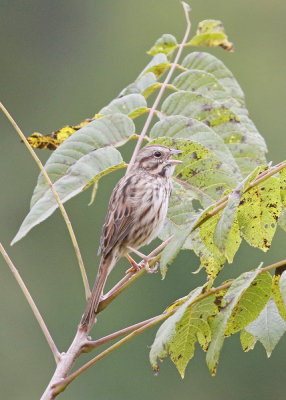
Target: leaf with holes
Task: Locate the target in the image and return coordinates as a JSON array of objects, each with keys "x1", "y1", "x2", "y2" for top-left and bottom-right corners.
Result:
[
  {"x1": 206, "y1": 268, "x2": 260, "y2": 375},
  {"x1": 150, "y1": 287, "x2": 217, "y2": 378},
  {"x1": 213, "y1": 166, "x2": 266, "y2": 262},
  {"x1": 225, "y1": 271, "x2": 272, "y2": 336},
  {"x1": 237, "y1": 177, "x2": 282, "y2": 251}
]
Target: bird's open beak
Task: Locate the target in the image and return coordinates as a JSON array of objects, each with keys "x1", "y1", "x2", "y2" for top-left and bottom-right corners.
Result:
[{"x1": 169, "y1": 148, "x2": 183, "y2": 165}]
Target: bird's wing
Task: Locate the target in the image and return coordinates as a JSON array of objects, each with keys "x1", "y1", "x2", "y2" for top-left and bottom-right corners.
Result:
[{"x1": 98, "y1": 174, "x2": 137, "y2": 257}]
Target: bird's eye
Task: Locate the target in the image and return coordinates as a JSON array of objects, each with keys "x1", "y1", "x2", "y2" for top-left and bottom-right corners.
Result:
[{"x1": 154, "y1": 151, "x2": 162, "y2": 158}]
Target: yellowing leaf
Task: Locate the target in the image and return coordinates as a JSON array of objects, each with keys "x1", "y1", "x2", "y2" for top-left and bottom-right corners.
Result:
[
  {"x1": 188, "y1": 20, "x2": 234, "y2": 52},
  {"x1": 169, "y1": 294, "x2": 216, "y2": 378},
  {"x1": 225, "y1": 272, "x2": 272, "y2": 336},
  {"x1": 150, "y1": 287, "x2": 217, "y2": 378},
  {"x1": 280, "y1": 165, "x2": 286, "y2": 206},
  {"x1": 206, "y1": 268, "x2": 260, "y2": 375},
  {"x1": 128, "y1": 106, "x2": 149, "y2": 119},
  {"x1": 237, "y1": 177, "x2": 282, "y2": 251},
  {"x1": 147, "y1": 33, "x2": 178, "y2": 56},
  {"x1": 27, "y1": 118, "x2": 92, "y2": 150},
  {"x1": 240, "y1": 329, "x2": 257, "y2": 352},
  {"x1": 272, "y1": 270, "x2": 286, "y2": 321}
]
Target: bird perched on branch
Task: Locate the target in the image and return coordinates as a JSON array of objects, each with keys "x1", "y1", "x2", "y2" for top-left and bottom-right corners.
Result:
[{"x1": 80, "y1": 144, "x2": 182, "y2": 330}]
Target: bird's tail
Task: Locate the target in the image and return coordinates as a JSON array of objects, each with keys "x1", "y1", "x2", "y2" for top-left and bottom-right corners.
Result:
[{"x1": 80, "y1": 256, "x2": 115, "y2": 330}]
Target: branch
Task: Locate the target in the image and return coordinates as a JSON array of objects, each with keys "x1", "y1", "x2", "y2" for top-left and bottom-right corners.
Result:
[
  {"x1": 40, "y1": 235, "x2": 173, "y2": 399},
  {"x1": 52, "y1": 257, "x2": 286, "y2": 395},
  {"x1": 98, "y1": 236, "x2": 173, "y2": 313},
  {"x1": 126, "y1": 1, "x2": 192, "y2": 173},
  {"x1": 83, "y1": 315, "x2": 160, "y2": 352},
  {"x1": 0, "y1": 242, "x2": 60, "y2": 363},
  {"x1": 52, "y1": 312, "x2": 170, "y2": 396},
  {"x1": 0, "y1": 102, "x2": 91, "y2": 301}
]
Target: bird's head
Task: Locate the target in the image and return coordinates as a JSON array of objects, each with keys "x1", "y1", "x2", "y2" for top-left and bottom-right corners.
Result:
[{"x1": 132, "y1": 144, "x2": 182, "y2": 177}]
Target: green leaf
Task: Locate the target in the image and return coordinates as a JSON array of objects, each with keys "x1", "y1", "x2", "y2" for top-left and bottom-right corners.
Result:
[
  {"x1": 181, "y1": 52, "x2": 244, "y2": 103},
  {"x1": 119, "y1": 72, "x2": 157, "y2": 97},
  {"x1": 188, "y1": 20, "x2": 234, "y2": 52},
  {"x1": 159, "y1": 199, "x2": 224, "y2": 279},
  {"x1": 172, "y1": 69, "x2": 228, "y2": 101},
  {"x1": 212, "y1": 114, "x2": 267, "y2": 175},
  {"x1": 99, "y1": 93, "x2": 147, "y2": 116},
  {"x1": 213, "y1": 190, "x2": 242, "y2": 263},
  {"x1": 278, "y1": 206, "x2": 286, "y2": 232},
  {"x1": 150, "y1": 287, "x2": 202, "y2": 375},
  {"x1": 280, "y1": 166, "x2": 286, "y2": 206},
  {"x1": 152, "y1": 137, "x2": 240, "y2": 207},
  {"x1": 11, "y1": 147, "x2": 125, "y2": 245},
  {"x1": 150, "y1": 115, "x2": 241, "y2": 181},
  {"x1": 199, "y1": 211, "x2": 226, "y2": 280},
  {"x1": 206, "y1": 268, "x2": 260, "y2": 375},
  {"x1": 246, "y1": 298, "x2": 286, "y2": 357},
  {"x1": 147, "y1": 34, "x2": 178, "y2": 56},
  {"x1": 240, "y1": 329, "x2": 257, "y2": 352},
  {"x1": 213, "y1": 166, "x2": 265, "y2": 261},
  {"x1": 225, "y1": 272, "x2": 272, "y2": 336},
  {"x1": 150, "y1": 287, "x2": 217, "y2": 378},
  {"x1": 237, "y1": 177, "x2": 282, "y2": 251},
  {"x1": 169, "y1": 294, "x2": 216, "y2": 378},
  {"x1": 140, "y1": 53, "x2": 170, "y2": 78},
  {"x1": 161, "y1": 91, "x2": 239, "y2": 128},
  {"x1": 30, "y1": 114, "x2": 134, "y2": 207},
  {"x1": 280, "y1": 270, "x2": 286, "y2": 312},
  {"x1": 160, "y1": 87, "x2": 267, "y2": 176},
  {"x1": 272, "y1": 271, "x2": 286, "y2": 321}
]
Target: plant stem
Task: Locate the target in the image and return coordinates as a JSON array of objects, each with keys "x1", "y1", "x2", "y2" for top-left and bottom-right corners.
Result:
[
  {"x1": 52, "y1": 312, "x2": 170, "y2": 396},
  {"x1": 0, "y1": 102, "x2": 91, "y2": 301},
  {"x1": 126, "y1": 2, "x2": 192, "y2": 173},
  {"x1": 98, "y1": 236, "x2": 173, "y2": 313},
  {"x1": 83, "y1": 315, "x2": 160, "y2": 352},
  {"x1": 52, "y1": 257, "x2": 286, "y2": 396},
  {"x1": 0, "y1": 242, "x2": 61, "y2": 363}
]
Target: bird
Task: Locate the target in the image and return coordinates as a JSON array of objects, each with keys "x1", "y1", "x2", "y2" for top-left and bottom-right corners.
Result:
[{"x1": 80, "y1": 144, "x2": 182, "y2": 330}]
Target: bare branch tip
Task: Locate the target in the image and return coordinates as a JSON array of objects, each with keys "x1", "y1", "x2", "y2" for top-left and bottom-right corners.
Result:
[{"x1": 181, "y1": 1, "x2": 191, "y2": 13}]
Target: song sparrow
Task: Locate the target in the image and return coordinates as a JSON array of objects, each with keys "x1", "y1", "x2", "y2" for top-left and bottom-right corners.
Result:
[{"x1": 81, "y1": 144, "x2": 182, "y2": 329}]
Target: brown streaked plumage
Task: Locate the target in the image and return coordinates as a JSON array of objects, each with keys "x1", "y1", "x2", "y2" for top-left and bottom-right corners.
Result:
[{"x1": 80, "y1": 144, "x2": 182, "y2": 329}]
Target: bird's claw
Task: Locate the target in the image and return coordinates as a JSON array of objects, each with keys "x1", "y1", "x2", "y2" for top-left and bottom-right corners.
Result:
[
  {"x1": 125, "y1": 259, "x2": 159, "y2": 274},
  {"x1": 143, "y1": 260, "x2": 159, "y2": 274}
]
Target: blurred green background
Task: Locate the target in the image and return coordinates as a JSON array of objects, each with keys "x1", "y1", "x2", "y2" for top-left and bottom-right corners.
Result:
[{"x1": 1, "y1": 0, "x2": 286, "y2": 399}]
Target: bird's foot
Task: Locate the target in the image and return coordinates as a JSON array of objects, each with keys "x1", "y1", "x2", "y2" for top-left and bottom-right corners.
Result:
[
  {"x1": 142, "y1": 259, "x2": 159, "y2": 274},
  {"x1": 125, "y1": 252, "x2": 158, "y2": 274}
]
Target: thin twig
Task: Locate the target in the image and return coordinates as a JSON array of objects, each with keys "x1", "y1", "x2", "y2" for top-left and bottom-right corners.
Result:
[
  {"x1": 52, "y1": 312, "x2": 170, "y2": 395},
  {"x1": 52, "y1": 257, "x2": 286, "y2": 395},
  {"x1": 126, "y1": 2, "x2": 192, "y2": 173},
  {"x1": 83, "y1": 315, "x2": 159, "y2": 352},
  {"x1": 0, "y1": 242, "x2": 61, "y2": 363},
  {"x1": 0, "y1": 102, "x2": 91, "y2": 300},
  {"x1": 98, "y1": 236, "x2": 173, "y2": 313}
]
